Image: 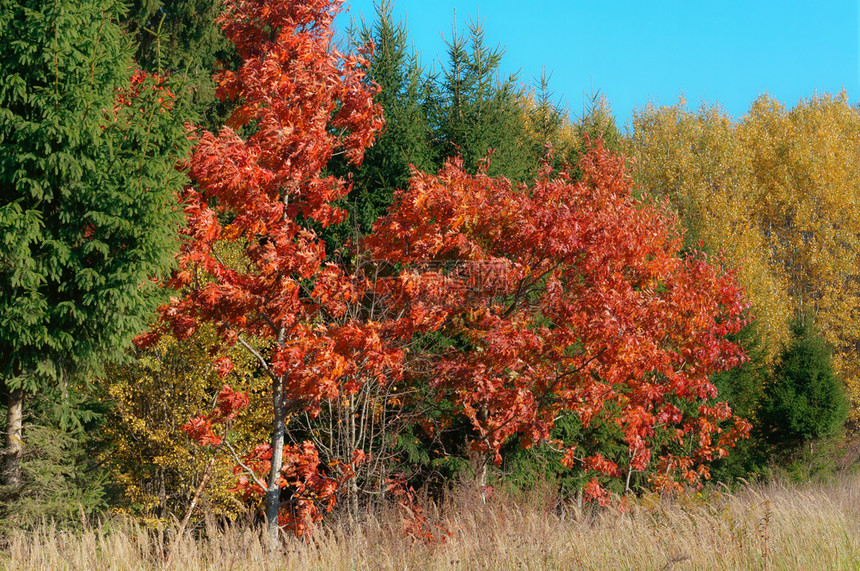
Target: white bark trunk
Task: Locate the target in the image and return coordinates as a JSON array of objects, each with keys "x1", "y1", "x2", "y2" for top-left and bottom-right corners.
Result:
[{"x1": 4, "y1": 388, "x2": 23, "y2": 487}]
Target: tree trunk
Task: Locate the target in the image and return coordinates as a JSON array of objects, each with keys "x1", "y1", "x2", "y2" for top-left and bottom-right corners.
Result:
[
  {"x1": 265, "y1": 372, "x2": 286, "y2": 552},
  {"x1": 167, "y1": 455, "x2": 216, "y2": 567},
  {"x1": 346, "y1": 397, "x2": 359, "y2": 521},
  {"x1": 4, "y1": 388, "x2": 24, "y2": 487}
]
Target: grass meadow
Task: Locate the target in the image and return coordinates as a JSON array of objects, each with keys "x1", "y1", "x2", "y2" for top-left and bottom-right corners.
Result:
[{"x1": 3, "y1": 475, "x2": 860, "y2": 570}]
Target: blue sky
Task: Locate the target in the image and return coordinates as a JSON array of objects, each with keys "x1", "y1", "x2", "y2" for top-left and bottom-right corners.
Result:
[{"x1": 335, "y1": 0, "x2": 860, "y2": 131}]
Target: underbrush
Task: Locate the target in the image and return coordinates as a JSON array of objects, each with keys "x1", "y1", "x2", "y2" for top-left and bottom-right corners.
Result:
[{"x1": 3, "y1": 475, "x2": 860, "y2": 570}]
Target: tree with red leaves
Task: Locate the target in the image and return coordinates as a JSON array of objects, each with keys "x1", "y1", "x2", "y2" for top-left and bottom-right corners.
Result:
[
  {"x1": 366, "y1": 143, "x2": 751, "y2": 501},
  {"x1": 141, "y1": 0, "x2": 386, "y2": 546},
  {"x1": 148, "y1": 0, "x2": 750, "y2": 542}
]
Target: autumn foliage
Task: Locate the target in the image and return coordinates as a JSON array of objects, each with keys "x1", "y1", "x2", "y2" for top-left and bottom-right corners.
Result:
[
  {"x1": 366, "y1": 144, "x2": 751, "y2": 499},
  {"x1": 142, "y1": 0, "x2": 753, "y2": 537},
  {"x1": 142, "y1": 0, "x2": 386, "y2": 538},
  {"x1": 631, "y1": 94, "x2": 860, "y2": 421}
]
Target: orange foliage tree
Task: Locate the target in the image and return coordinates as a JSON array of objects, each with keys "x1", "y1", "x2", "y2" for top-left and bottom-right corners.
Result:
[
  {"x1": 146, "y1": 0, "x2": 752, "y2": 541},
  {"x1": 140, "y1": 0, "x2": 386, "y2": 544},
  {"x1": 366, "y1": 145, "x2": 751, "y2": 499}
]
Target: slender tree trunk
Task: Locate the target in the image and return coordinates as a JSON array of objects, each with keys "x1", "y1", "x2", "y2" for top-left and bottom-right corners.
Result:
[
  {"x1": 266, "y1": 371, "x2": 286, "y2": 552},
  {"x1": 349, "y1": 473, "x2": 359, "y2": 521},
  {"x1": 346, "y1": 397, "x2": 359, "y2": 520},
  {"x1": 479, "y1": 458, "x2": 488, "y2": 488},
  {"x1": 166, "y1": 455, "x2": 216, "y2": 567},
  {"x1": 4, "y1": 388, "x2": 24, "y2": 487}
]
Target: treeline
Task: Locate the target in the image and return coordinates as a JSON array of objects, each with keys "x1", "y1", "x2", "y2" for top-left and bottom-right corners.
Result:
[
  {"x1": 0, "y1": 0, "x2": 854, "y2": 539},
  {"x1": 630, "y1": 95, "x2": 860, "y2": 478}
]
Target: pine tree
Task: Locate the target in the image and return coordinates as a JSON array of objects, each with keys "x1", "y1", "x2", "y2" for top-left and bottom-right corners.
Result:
[
  {"x1": 758, "y1": 315, "x2": 848, "y2": 449},
  {"x1": 430, "y1": 17, "x2": 533, "y2": 181},
  {"x1": 0, "y1": 0, "x2": 191, "y2": 488},
  {"x1": 325, "y1": 0, "x2": 434, "y2": 252},
  {"x1": 123, "y1": 0, "x2": 238, "y2": 130}
]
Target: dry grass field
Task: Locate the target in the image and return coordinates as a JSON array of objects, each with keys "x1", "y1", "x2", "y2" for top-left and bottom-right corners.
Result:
[{"x1": 3, "y1": 475, "x2": 860, "y2": 570}]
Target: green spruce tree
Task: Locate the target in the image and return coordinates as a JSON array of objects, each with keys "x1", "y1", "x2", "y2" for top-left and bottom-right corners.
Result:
[
  {"x1": 0, "y1": 0, "x2": 191, "y2": 490},
  {"x1": 122, "y1": 0, "x2": 238, "y2": 130},
  {"x1": 575, "y1": 90, "x2": 622, "y2": 153},
  {"x1": 430, "y1": 17, "x2": 533, "y2": 181},
  {"x1": 758, "y1": 314, "x2": 848, "y2": 451},
  {"x1": 326, "y1": 0, "x2": 434, "y2": 253},
  {"x1": 708, "y1": 321, "x2": 771, "y2": 482},
  {"x1": 525, "y1": 70, "x2": 575, "y2": 167}
]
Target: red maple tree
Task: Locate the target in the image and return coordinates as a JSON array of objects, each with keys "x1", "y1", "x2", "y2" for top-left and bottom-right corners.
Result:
[
  {"x1": 366, "y1": 144, "x2": 751, "y2": 501},
  {"x1": 146, "y1": 0, "x2": 751, "y2": 541},
  {"x1": 140, "y1": 0, "x2": 387, "y2": 544}
]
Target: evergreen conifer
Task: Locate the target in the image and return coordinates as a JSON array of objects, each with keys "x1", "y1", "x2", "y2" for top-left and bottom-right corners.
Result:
[{"x1": 0, "y1": 0, "x2": 191, "y2": 487}]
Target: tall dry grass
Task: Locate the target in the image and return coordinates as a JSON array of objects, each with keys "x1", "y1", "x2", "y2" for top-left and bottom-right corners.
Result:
[{"x1": 3, "y1": 475, "x2": 860, "y2": 570}]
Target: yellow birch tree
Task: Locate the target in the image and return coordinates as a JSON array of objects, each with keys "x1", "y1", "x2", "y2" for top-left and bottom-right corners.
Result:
[{"x1": 630, "y1": 92, "x2": 860, "y2": 420}]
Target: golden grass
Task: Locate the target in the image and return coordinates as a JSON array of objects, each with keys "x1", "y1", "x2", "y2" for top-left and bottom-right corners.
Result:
[{"x1": 4, "y1": 475, "x2": 860, "y2": 570}]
